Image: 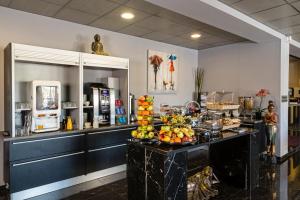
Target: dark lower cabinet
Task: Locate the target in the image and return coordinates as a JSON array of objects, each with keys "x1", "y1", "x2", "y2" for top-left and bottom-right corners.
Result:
[
  {"x1": 10, "y1": 134, "x2": 85, "y2": 162},
  {"x1": 87, "y1": 127, "x2": 134, "y2": 150},
  {"x1": 86, "y1": 127, "x2": 134, "y2": 173},
  {"x1": 5, "y1": 127, "x2": 134, "y2": 194},
  {"x1": 10, "y1": 151, "x2": 85, "y2": 193},
  {"x1": 87, "y1": 144, "x2": 127, "y2": 173}
]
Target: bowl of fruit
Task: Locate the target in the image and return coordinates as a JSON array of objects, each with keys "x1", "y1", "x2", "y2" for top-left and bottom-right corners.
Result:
[{"x1": 158, "y1": 124, "x2": 197, "y2": 145}]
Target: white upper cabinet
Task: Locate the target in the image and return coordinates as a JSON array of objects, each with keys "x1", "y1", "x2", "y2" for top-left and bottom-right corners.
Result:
[
  {"x1": 13, "y1": 43, "x2": 80, "y2": 66},
  {"x1": 81, "y1": 53, "x2": 129, "y2": 69}
]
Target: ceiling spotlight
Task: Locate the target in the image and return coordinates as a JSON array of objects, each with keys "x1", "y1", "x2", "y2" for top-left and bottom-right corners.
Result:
[
  {"x1": 121, "y1": 12, "x2": 135, "y2": 20},
  {"x1": 191, "y1": 33, "x2": 201, "y2": 39}
]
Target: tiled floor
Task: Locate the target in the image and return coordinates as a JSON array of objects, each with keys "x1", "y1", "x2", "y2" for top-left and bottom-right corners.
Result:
[{"x1": 63, "y1": 152, "x2": 300, "y2": 200}]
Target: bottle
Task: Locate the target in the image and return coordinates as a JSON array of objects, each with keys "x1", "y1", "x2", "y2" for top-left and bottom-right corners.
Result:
[
  {"x1": 66, "y1": 116, "x2": 73, "y2": 131},
  {"x1": 62, "y1": 117, "x2": 66, "y2": 130}
]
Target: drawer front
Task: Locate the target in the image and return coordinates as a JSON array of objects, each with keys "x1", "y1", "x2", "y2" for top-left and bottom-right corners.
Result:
[
  {"x1": 10, "y1": 134, "x2": 85, "y2": 162},
  {"x1": 10, "y1": 151, "x2": 85, "y2": 193},
  {"x1": 87, "y1": 144, "x2": 127, "y2": 173},
  {"x1": 87, "y1": 128, "x2": 134, "y2": 149}
]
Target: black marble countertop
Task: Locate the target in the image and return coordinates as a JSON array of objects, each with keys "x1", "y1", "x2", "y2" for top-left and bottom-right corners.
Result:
[
  {"x1": 3, "y1": 121, "x2": 163, "y2": 142},
  {"x1": 128, "y1": 129, "x2": 258, "y2": 155}
]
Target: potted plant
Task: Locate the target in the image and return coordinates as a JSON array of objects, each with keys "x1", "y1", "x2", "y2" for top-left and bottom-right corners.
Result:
[
  {"x1": 194, "y1": 66, "x2": 204, "y2": 104},
  {"x1": 255, "y1": 89, "x2": 269, "y2": 120}
]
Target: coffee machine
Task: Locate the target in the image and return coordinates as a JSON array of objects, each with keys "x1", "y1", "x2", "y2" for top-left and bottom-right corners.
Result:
[{"x1": 85, "y1": 83, "x2": 115, "y2": 126}]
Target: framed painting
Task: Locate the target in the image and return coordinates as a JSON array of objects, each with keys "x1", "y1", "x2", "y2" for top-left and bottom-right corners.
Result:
[{"x1": 147, "y1": 50, "x2": 178, "y2": 94}]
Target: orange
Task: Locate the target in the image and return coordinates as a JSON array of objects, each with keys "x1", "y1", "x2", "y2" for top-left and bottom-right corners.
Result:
[
  {"x1": 174, "y1": 137, "x2": 181, "y2": 143},
  {"x1": 142, "y1": 102, "x2": 149, "y2": 106},
  {"x1": 142, "y1": 111, "x2": 150, "y2": 116},
  {"x1": 141, "y1": 120, "x2": 148, "y2": 126},
  {"x1": 138, "y1": 96, "x2": 145, "y2": 101}
]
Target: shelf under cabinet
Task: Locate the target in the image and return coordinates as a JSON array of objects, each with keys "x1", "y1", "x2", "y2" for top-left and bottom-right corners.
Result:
[
  {"x1": 15, "y1": 109, "x2": 31, "y2": 113},
  {"x1": 83, "y1": 106, "x2": 93, "y2": 109},
  {"x1": 62, "y1": 107, "x2": 78, "y2": 110}
]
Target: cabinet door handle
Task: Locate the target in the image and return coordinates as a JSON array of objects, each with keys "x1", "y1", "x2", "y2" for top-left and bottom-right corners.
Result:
[
  {"x1": 12, "y1": 151, "x2": 85, "y2": 167},
  {"x1": 88, "y1": 144, "x2": 127, "y2": 152},
  {"x1": 88, "y1": 127, "x2": 136, "y2": 135},
  {"x1": 12, "y1": 134, "x2": 85, "y2": 145}
]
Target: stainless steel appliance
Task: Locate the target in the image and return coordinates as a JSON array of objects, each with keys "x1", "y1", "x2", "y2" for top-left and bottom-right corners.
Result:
[{"x1": 85, "y1": 83, "x2": 115, "y2": 126}]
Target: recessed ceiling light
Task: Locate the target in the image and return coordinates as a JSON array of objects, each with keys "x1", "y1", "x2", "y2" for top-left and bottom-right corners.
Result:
[
  {"x1": 121, "y1": 12, "x2": 135, "y2": 20},
  {"x1": 191, "y1": 33, "x2": 201, "y2": 39}
]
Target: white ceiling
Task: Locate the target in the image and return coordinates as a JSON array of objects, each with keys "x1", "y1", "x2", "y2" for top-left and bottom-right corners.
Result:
[
  {"x1": 0, "y1": 0, "x2": 249, "y2": 50},
  {"x1": 220, "y1": 0, "x2": 300, "y2": 42}
]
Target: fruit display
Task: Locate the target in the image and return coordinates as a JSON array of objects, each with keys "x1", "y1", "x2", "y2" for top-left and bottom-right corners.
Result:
[
  {"x1": 160, "y1": 114, "x2": 191, "y2": 126},
  {"x1": 131, "y1": 95, "x2": 156, "y2": 140},
  {"x1": 159, "y1": 114, "x2": 196, "y2": 144}
]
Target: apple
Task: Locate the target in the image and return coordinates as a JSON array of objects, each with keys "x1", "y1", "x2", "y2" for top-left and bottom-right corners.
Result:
[
  {"x1": 147, "y1": 125, "x2": 154, "y2": 131},
  {"x1": 138, "y1": 106, "x2": 145, "y2": 111},
  {"x1": 137, "y1": 132, "x2": 143, "y2": 139},
  {"x1": 177, "y1": 132, "x2": 184, "y2": 139},
  {"x1": 147, "y1": 116, "x2": 153, "y2": 122},
  {"x1": 139, "y1": 96, "x2": 146, "y2": 101},
  {"x1": 172, "y1": 133, "x2": 177, "y2": 138},
  {"x1": 182, "y1": 136, "x2": 189, "y2": 142},
  {"x1": 146, "y1": 96, "x2": 153, "y2": 102},
  {"x1": 138, "y1": 127, "x2": 143, "y2": 131},
  {"x1": 159, "y1": 135, "x2": 164, "y2": 141},
  {"x1": 137, "y1": 116, "x2": 143, "y2": 121},
  {"x1": 131, "y1": 130, "x2": 138, "y2": 138},
  {"x1": 164, "y1": 126, "x2": 171, "y2": 131},
  {"x1": 173, "y1": 128, "x2": 180, "y2": 133},
  {"x1": 147, "y1": 106, "x2": 153, "y2": 111},
  {"x1": 148, "y1": 132, "x2": 154, "y2": 139},
  {"x1": 163, "y1": 136, "x2": 171, "y2": 142}
]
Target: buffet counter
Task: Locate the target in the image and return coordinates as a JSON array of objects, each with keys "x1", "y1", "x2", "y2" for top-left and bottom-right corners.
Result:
[
  {"x1": 127, "y1": 129, "x2": 259, "y2": 200},
  {"x1": 3, "y1": 120, "x2": 163, "y2": 142},
  {"x1": 3, "y1": 122, "x2": 162, "y2": 199}
]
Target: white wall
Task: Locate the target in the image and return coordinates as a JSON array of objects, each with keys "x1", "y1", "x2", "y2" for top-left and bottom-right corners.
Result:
[
  {"x1": 198, "y1": 41, "x2": 290, "y2": 157},
  {"x1": 0, "y1": 6, "x2": 198, "y2": 185},
  {"x1": 198, "y1": 42, "x2": 281, "y2": 107},
  {"x1": 0, "y1": 6, "x2": 198, "y2": 132}
]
